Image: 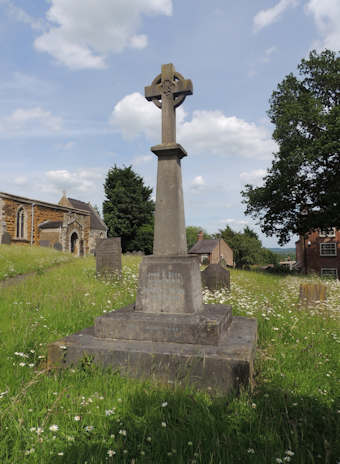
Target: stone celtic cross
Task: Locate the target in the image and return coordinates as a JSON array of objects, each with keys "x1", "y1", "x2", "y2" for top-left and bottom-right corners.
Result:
[
  {"x1": 144, "y1": 64, "x2": 193, "y2": 256},
  {"x1": 145, "y1": 63, "x2": 193, "y2": 144}
]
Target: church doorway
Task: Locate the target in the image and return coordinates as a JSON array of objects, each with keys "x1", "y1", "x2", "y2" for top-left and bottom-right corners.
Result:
[{"x1": 70, "y1": 232, "x2": 79, "y2": 255}]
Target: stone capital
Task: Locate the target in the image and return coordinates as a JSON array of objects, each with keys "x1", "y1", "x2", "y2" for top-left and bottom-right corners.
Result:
[{"x1": 151, "y1": 143, "x2": 187, "y2": 159}]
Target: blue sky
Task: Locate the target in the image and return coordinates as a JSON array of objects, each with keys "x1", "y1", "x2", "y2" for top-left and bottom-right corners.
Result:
[{"x1": 0, "y1": 0, "x2": 339, "y2": 247}]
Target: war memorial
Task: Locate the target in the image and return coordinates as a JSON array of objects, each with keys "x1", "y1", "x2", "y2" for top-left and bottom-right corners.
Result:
[{"x1": 48, "y1": 64, "x2": 257, "y2": 393}]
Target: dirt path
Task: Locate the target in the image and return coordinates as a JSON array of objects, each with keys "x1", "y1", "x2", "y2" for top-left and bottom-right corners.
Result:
[
  {"x1": 0, "y1": 261, "x2": 73, "y2": 289},
  {"x1": 0, "y1": 271, "x2": 39, "y2": 289}
]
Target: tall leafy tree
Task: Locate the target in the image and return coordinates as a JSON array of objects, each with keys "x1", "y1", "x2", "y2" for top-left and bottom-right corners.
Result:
[
  {"x1": 242, "y1": 50, "x2": 340, "y2": 245},
  {"x1": 103, "y1": 165, "x2": 155, "y2": 253}
]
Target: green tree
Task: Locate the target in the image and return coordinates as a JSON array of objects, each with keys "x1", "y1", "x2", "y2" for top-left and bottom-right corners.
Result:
[
  {"x1": 242, "y1": 50, "x2": 340, "y2": 245},
  {"x1": 216, "y1": 225, "x2": 278, "y2": 268},
  {"x1": 103, "y1": 165, "x2": 155, "y2": 253},
  {"x1": 214, "y1": 225, "x2": 235, "y2": 244},
  {"x1": 129, "y1": 222, "x2": 154, "y2": 255},
  {"x1": 186, "y1": 226, "x2": 210, "y2": 250}
]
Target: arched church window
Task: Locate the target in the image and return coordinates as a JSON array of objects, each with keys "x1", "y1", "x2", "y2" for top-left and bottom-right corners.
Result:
[{"x1": 16, "y1": 207, "x2": 25, "y2": 238}]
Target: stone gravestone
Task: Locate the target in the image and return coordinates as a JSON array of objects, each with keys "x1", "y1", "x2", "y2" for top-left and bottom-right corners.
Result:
[
  {"x1": 201, "y1": 264, "x2": 230, "y2": 291},
  {"x1": 299, "y1": 283, "x2": 326, "y2": 306},
  {"x1": 48, "y1": 64, "x2": 257, "y2": 393},
  {"x1": 1, "y1": 232, "x2": 11, "y2": 245},
  {"x1": 53, "y1": 242, "x2": 62, "y2": 251},
  {"x1": 96, "y1": 238, "x2": 122, "y2": 276}
]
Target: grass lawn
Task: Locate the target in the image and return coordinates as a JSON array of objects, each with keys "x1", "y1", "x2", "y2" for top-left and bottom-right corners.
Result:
[
  {"x1": 0, "y1": 250, "x2": 339, "y2": 463},
  {"x1": 0, "y1": 244, "x2": 75, "y2": 280}
]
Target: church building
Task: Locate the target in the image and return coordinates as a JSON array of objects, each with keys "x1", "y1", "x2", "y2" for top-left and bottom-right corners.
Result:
[{"x1": 0, "y1": 192, "x2": 107, "y2": 256}]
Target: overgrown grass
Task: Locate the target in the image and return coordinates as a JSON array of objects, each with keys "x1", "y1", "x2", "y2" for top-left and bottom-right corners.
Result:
[
  {"x1": 0, "y1": 252, "x2": 339, "y2": 463},
  {"x1": 0, "y1": 244, "x2": 75, "y2": 280}
]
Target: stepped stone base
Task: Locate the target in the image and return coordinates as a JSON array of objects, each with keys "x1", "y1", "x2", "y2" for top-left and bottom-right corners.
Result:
[{"x1": 47, "y1": 304, "x2": 257, "y2": 394}]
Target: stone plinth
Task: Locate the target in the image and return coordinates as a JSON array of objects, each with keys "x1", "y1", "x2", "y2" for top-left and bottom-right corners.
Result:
[
  {"x1": 202, "y1": 264, "x2": 230, "y2": 291},
  {"x1": 48, "y1": 314, "x2": 257, "y2": 394},
  {"x1": 135, "y1": 255, "x2": 203, "y2": 314}
]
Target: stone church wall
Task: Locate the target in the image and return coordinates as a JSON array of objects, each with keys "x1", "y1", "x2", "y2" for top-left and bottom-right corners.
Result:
[
  {"x1": 0, "y1": 195, "x2": 91, "y2": 255},
  {"x1": 89, "y1": 229, "x2": 107, "y2": 254}
]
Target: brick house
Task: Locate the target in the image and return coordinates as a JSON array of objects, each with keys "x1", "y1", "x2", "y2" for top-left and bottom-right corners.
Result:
[
  {"x1": 295, "y1": 228, "x2": 340, "y2": 278},
  {"x1": 0, "y1": 192, "x2": 107, "y2": 256},
  {"x1": 188, "y1": 231, "x2": 233, "y2": 266}
]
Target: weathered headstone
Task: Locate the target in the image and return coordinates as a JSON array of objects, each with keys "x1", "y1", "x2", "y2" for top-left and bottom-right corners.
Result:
[
  {"x1": 96, "y1": 238, "x2": 122, "y2": 276},
  {"x1": 53, "y1": 242, "x2": 62, "y2": 251},
  {"x1": 79, "y1": 239, "x2": 84, "y2": 257},
  {"x1": 39, "y1": 240, "x2": 50, "y2": 247},
  {"x1": 1, "y1": 232, "x2": 11, "y2": 245},
  {"x1": 201, "y1": 264, "x2": 230, "y2": 291},
  {"x1": 299, "y1": 283, "x2": 326, "y2": 306},
  {"x1": 48, "y1": 64, "x2": 257, "y2": 394}
]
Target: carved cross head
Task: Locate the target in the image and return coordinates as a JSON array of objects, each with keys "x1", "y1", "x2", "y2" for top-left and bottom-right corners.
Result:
[{"x1": 145, "y1": 63, "x2": 193, "y2": 109}]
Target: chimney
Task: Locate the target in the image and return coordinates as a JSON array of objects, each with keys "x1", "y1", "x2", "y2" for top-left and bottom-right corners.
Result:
[{"x1": 197, "y1": 231, "x2": 204, "y2": 241}]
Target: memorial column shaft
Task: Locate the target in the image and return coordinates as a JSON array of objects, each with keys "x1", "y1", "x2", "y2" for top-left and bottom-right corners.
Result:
[{"x1": 153, "y1": 155, "x2": 187, "y2": 256}]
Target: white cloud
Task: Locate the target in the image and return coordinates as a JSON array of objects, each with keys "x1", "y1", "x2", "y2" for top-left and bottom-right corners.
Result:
[
  {"x1": 0, "y1": 107, "x2": 62, "y2": 134},
  {"x1": 218, "y1": 218, "x2": 249, "y2": 229},
  {"x1": 178, "y1": 110, "x2": 276, "y2": 160},
  {"x1": 190, "y1": 175, "x2": 206, "y2": 193},
  {"x1": 58, "y1": 141, "x2": 75, "y2": 151},
  {"x1": 111, "y1": 92, "x2": 276, "y2": 160},
  {"x1": 2, "y1": 168, "x2": 107, "y2": 208},
  {"x1": 253, "y1": 0, "x2": 298, "y2": 32},
  {"x1": 13, "y1": 176, "x2": 28, "y2": 186},
  {"x1": 0, "y1": 0, "x2": 44, "y2": 30},
  {"x1": 110, "y1": 92, "x2": 185, "y2": 141},
  {"x1": 261, "y1": 46, "x2": 278, "y2": 62},
  {"x1": 305, "y1": 0, "x2": 340, "y2": 50},
  {"x1": 110, "y1": 92, "x2": 160, "y2": 139},
  {"x1": 44, "y1": 168, "x2": 104, "y2": 194},
  {"x1": 240, "y1": 169, "x2": 267, "y2": 185},
  {"x1": 34, "y1": 0, "x2": 172, "y2": 69},
  {"x1": 133, "y1": 154, "x2": 153, "y2": 165},
  {"x1": 0, "y1": 72, "x2": 54, "y2": 99}
]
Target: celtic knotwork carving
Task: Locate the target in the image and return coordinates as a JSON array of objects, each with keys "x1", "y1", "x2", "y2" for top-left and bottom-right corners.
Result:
[
  {"x1": 149, "y1": 71, "x2": 187, "y2": 109},
  {"x1": 161, "y1": 79, "x2": 175, "y2": 96}
]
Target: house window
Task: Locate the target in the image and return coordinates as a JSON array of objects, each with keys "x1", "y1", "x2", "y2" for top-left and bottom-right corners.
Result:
[
  {"x1": 201, "y1": 254, "x2": 209, "y2": 264},
  {"x1": 319, "y1": 228, "x2": 336, "y2": 237},
  {"x1": 321, "y1": 268, "x2": 338, "y2": 279},
  {"x1": 320, "y1": 242, "x2": 337, "y2": 256},
  {"x1": 16, "y1": 207, "x2": 25, "y2": 238}
]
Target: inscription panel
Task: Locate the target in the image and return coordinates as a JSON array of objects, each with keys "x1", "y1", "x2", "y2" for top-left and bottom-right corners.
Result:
[
  {"x1": 135, "y1": 255, "x2": 203, "y2": 314},
  {"x1": 142, "y1": 271, "x2": 185, "y2": 313}
]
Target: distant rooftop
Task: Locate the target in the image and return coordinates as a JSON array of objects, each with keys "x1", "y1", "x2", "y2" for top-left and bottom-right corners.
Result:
[
  {"x1": 67, "y1": 198, "x2": 107, "y2": 231},
  {"x1": 189, "y1": 239, "x2": 219, "y2": 254}
]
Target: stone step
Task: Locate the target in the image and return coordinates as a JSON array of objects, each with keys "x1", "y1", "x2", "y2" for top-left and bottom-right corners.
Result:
[{"x1": 94, "y1": 304, "x2": 233, "y2": 346}]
